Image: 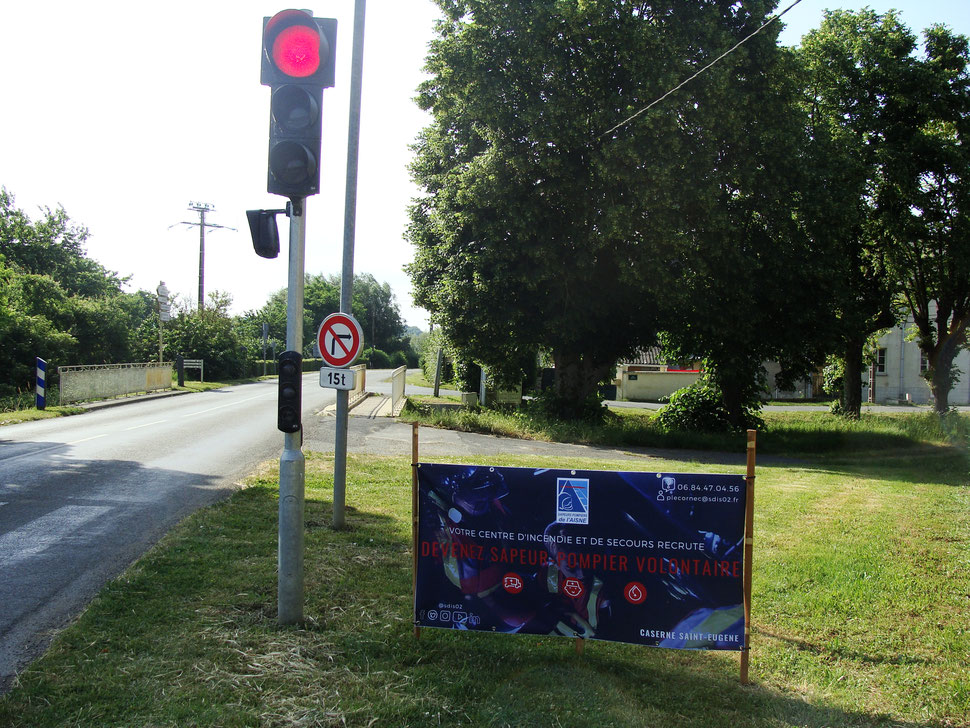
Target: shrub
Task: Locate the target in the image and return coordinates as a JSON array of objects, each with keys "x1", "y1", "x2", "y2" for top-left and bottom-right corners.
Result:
[
  {"x1": 656, "y1": 380, "x2": 763, "y2": 433},
  {"x1": 361, "y1": 347, "x2": 391, "y2": 369}
]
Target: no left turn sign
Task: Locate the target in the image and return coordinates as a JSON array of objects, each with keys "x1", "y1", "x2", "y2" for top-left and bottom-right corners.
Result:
[{"x1": 317, "y1": 312, "x2": 364, "y2": 368}]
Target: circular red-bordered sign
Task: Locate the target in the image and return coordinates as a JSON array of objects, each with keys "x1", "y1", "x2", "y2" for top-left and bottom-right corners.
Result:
[{"x1": 317, "y1": 312, "x2": 364, "y2": 368}]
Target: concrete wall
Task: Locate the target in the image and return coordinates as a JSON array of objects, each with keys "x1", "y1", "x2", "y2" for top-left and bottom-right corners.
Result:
[{"x1": 617, "y1": 369, "x2": 700, "y2": 401}]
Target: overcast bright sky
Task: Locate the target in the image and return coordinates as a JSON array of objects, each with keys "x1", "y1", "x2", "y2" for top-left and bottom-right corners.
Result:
[{"x1": 1, "y1": 1, "x2": 968, "y2": 330}]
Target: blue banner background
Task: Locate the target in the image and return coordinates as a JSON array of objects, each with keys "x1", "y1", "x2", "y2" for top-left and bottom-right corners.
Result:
[{"x1": 415, "y1": 464, "x2": 747, "y2": 650}]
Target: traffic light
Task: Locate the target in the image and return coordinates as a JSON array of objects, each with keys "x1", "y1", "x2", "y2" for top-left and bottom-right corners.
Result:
[
  {"x1": 278, "y1": 350, "x2": 303, "y2": 433},
  {"x1": 246, "y1": 209, "x2": 281, "y2": 259},
  {"x1": 261, "y1": 10, "x2": 337, "y2": 200}
]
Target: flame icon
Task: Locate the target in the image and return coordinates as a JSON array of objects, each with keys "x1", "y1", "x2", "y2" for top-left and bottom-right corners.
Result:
[{"x1": 624, "y1": 581, "x2": 647, "y2": 604}]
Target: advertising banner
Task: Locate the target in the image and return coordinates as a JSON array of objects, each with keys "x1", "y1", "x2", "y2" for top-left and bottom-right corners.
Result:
[{"x1": 415, "y1": 464, "x2": 747, "y2": 650}]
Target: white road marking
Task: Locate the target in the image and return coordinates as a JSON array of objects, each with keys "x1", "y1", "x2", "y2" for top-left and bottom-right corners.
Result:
[
  {"x1": 0, "y1": 505, "x2": 113, "y2": 568},
  {"x1": 67, "y1": 434, "x2": 107, "y2": 445},
  {"x1": 179, "y1": 394, "x2": 268, "y2": 418},
  {"x1": 124, "y1": 420, "x2": 168, "y2": 431}
]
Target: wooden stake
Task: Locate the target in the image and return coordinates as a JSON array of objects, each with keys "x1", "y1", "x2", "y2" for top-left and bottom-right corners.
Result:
[
  {"x1": 574, "y1": 638, "x2": 585, "y2": 655},
  {"x1": 412, "y1": 422, "x2": 421, "y2": 639},
  {"x1": 740, "y1": 429, "x2": 756, "y2": 684}
]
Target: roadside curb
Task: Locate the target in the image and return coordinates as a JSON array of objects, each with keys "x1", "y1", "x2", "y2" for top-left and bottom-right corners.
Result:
[{"x1": 320, "y1": 392, "x2": 391, "y2": 418}]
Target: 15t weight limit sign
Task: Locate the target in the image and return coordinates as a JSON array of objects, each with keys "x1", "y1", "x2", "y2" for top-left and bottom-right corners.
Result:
[
  {"x1": 320, "y1": 367, "x2": 356, "y2": 390},
  {"x1": 317, "y1": 312, "x2": 363, "y2": 368}
]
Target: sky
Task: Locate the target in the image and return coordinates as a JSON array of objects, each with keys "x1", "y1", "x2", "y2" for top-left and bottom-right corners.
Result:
[{"x1": 1, "y1": 1, "x2": 968, "y2": 331}]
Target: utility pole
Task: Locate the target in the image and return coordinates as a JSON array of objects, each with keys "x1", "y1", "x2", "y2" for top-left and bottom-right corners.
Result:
[{"x1": 173, "y1": 202, "x2": 235, "y2": 311}]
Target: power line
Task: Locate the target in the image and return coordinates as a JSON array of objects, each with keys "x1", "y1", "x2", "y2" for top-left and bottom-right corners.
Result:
[{"x1": 600, "y1": 0, "x2": 805, "y2": 139}]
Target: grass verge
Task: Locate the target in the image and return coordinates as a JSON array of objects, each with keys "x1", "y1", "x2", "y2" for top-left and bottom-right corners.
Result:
[
  {"x1": 0, "y1": 440, "x2": 967, "y2": 727},
  {"x1": 406, "y1": 371, "x2": 459, "y2": 391},
  {"x1": 0, "y1": 405, "x2": 86, "y2": 426},
  {"x1": 400, "y1": 398, "x2": 970, "y2": 458}
]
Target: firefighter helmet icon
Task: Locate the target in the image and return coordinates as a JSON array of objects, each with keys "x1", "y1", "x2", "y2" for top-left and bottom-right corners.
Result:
[{"x1": 561, "y1": 577, "x2": 585, "y2": 599}]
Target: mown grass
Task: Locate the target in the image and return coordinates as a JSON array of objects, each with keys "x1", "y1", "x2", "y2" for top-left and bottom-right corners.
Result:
[
  {"x1": 0, "y1": 430, "x2": 967, "y2": 727},
  {"x1": 406, "y1": 370, "x2": 459, "y2": 391},
  {"x1": 401, "y1": 398, "x2": 970, "y2": 458}
]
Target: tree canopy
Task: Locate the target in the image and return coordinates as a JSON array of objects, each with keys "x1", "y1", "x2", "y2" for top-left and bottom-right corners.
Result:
[
  {"x1": 0, "y1": 189, "x2": 150, "y2": 395},
  {"x1": 236, "y1": 272, "x2": 411, "y2": 361},
  {"x1": 408, "y1": 1, "x2": 970, "y2": 424},
  {"x1": 408, "y1": 0, "x2": 823, "y2": 419}
]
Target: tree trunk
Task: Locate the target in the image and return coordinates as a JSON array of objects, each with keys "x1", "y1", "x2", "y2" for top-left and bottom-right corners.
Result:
[
  {"x1": 552, "y1": 351, "x2": 611, "y2": 420},
  {"x1": 841, "y1": 338, "x2": 864, "y2": 418},
  {"x1": 719, "y1": 378, "x2": 747, "y2": 431},
  {"x1": 929, "y1": 334, "x2": 962, "y2": 414}
]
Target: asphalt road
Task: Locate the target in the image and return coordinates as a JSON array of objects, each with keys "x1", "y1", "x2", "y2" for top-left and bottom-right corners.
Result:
[{"x1": 0, "y1": 371, "x2": 346, "y2": 692}]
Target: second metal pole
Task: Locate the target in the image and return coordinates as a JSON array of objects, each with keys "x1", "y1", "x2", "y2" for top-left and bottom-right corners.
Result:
[{"x1": 333, "y1": 0, "x2": 367, "y2": 530}]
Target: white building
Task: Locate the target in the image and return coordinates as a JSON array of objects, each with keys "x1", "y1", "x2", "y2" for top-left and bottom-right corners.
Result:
[{"x1": 867, "y1": 318, "x2": 970, "y2": 405}]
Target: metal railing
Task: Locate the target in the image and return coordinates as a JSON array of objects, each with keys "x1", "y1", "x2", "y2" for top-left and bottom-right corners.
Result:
[
  {"x1": 349, "y1": 364, "x2": 367, "y2": 407},
  {"x1": 59, "y1": 362, "x2": 173, "y2": 404},
  {"x1": 390, "y1": 366, "x2": 407, "y2": 414}
]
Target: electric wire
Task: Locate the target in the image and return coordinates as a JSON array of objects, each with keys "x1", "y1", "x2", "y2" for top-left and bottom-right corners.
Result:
[{"x1": 600, "y1": 0, "x2": 806, "y2": 138}]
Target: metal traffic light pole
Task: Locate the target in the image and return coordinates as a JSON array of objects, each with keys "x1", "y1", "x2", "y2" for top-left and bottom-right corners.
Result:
[
  {"x1": 278, "y1": 204, "x2": 306, "y2": 625},
  {"x1": 332, "y1": 0, "x2": 366, "y2": 531},
  {"x1": 255, "y1": 8, "x2": 337, "y2": 626}
]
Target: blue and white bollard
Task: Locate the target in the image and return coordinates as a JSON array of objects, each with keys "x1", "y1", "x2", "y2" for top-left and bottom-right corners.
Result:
[{"x1": 36, "y1": 357, "x2": 47, "y2": 410}]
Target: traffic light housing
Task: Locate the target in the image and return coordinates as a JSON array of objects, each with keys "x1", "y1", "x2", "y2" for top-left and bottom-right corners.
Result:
[
  {"x1": 261, "y1": 10, "x2": 337, "y2": 200},
  {"x1": 278, "y1": 350, "x2": 303, "y2": 433},
  {"x1": 246, "y1": 209, "x2": 281, "y2": 259}
]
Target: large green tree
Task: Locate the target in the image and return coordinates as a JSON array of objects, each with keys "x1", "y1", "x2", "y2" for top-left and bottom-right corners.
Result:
[
  {"x1": 166, "y1": 291, "x2": 247, "y2": 381},
  {"x1": 796, "y1": 10, "x2": 912, "y2": 417},
  {"x1": 653, "y1": 36, "x2": 838, "y2": 429},
  {"x1": 407, "y1": 0, "x2": 802, "y2": 418},
  {"x1": 875, "y1": 25, "x2": 970, "y2": 413}
]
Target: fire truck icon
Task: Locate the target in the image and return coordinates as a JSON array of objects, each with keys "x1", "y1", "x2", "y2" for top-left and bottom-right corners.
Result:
[{"x1": 503, "y1": 573, "x2": 524, "y2": 594}]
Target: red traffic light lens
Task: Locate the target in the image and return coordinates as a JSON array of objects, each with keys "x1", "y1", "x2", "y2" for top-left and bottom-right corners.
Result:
[{"x1": 272, "y1": 25, "x2": 321, "y2": 78}]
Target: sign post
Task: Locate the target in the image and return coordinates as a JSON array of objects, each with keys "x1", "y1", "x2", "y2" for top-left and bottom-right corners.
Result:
[
  {"x1": 333, "y1": 0, "x2": 367, "y2": 531},
  {"x1": 740, "y1": 429, "x2": 757, "y2": 683},
  {"x1": 35, "y1": 357, "x2": 46, "y2": 410}
]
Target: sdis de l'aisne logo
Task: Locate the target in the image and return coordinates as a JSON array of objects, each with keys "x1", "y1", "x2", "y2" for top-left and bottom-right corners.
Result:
[{"x1": 556, "y1": 477, "x2": 589, "y2": 524}]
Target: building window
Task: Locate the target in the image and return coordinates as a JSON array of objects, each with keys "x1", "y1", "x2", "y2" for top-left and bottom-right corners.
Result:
[
  {"x1": 876, "y1": 348, "x2": 887, "y2": 374},
  {"x1": 920, "y1": 354, "x2": 929, "y2": 372}
]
